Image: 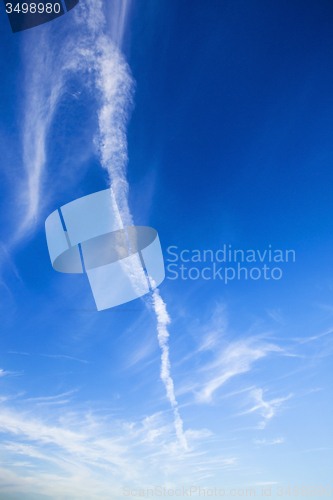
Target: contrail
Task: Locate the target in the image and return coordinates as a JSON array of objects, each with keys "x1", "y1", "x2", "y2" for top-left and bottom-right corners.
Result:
[
  {"x1": 19, "y1": 0, "x2": 187, "y2": 450},
  {"x1": 153, "y1": 289, "x2": 188, "y2": 450},
  {"x1": 17, "y1": 31, "x2": 66, "y2": 239}
]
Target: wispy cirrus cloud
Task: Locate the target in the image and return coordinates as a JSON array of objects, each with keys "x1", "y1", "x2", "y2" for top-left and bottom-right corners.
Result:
[
  {"x1": 24, "y1": 390, "x2": 78, "y2": 403},
  {"x1": 0, "y1": 401, "x2": 232, "y2": 499},
  {"x1": 7, "y1": 351, "x2": 89, "y2": 364},
  {"x1": 39, "y1": 354, "x2": 89, "y2": 364},
  {"x1": 196, "y1": 339, "x2": 282, "y2": 403},
  {"x1": 0, "y1": 368, "x2": 20, "y2": 378},
  {"x1": 253, "y1": 437, "x2": 285, "y2": 445},
  {"x1": 18, "y1": 39, "x2": 66, "y2": 238},
  {"x1": 241, "y1": 388, "x2": 292, "y2": 429}
]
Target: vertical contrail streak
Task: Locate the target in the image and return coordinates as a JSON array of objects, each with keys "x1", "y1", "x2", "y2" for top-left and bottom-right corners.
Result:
[
  {"x1": 153, "y1": 289, "x2": 188, "y2": 450},
  {"x1": 91, "y1": 4, "x2": 188, "y2": 449},
  {"x1": 93, "y1": 6, "x2": 188, "y2": 449}
]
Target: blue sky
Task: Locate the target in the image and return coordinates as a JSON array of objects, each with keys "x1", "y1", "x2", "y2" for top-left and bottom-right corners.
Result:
[{"x1": 0, "y1": 0, "x2": 332, "y2": 498}]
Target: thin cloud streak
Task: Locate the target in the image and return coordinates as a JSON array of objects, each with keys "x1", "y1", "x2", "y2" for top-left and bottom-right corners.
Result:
[
  {"x1": 152, "y1": 289, "x2": 188, "y2": 450},
  {"x1": 15, "y1": 0, "x2": 187, "y2": 452},
  {"x1": 253, "y1": 438, "x2": 285, "y2": 445},
  {"x1": 196, "y1": 339, "x2": 282, "y2": 403},
  {"x1": 39, "y1": 354, "x2": 89, "y2": 364},
  {"x1": 19, "y1": 39, "x2": 65, "y2": 238},
  {"x1": 7, "y1": 351, "x2": 89, "y2": 364},
  {"x1": 24, "y1": 390, "x2": 78, "y2": 402},
  {"x1": 241, "y1": 388, "x2": 293, "y2": 429},
  {"x1": 16, "y1": 0, "x2": 133, "y2": 240}
]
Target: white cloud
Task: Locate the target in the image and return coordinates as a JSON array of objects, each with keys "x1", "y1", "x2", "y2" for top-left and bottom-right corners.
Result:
[
  {"x1": 0, "y1": 368, "x2": 20, "y2": 378},
  {"x1": 196, "y1": 339, "x2": 282, "y2": 403},
  {"x1": 253, "y1": 437, "x2": 285, "y2": 445},
  {"x1": 198, "y1": 303, "x2": 228, "y2": 352},
  {"x1": 152, "y1": 289, "x2": 188, "y2": 450},
  {"x1": 0, "y1": 403, "x2": 232, "y2": 499},
  {"x1": 8, "y1": 352, "x2": 89, "y2": 364},
  {"x1": 241, "y1": 388, "x2": 292, "y2": 429},
  {"x1": 39, "y1": 354, "x2": 89, "y2": 364},
  {"x1": 19, "y1": 50, "x2": 65, "y2": 237}
]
